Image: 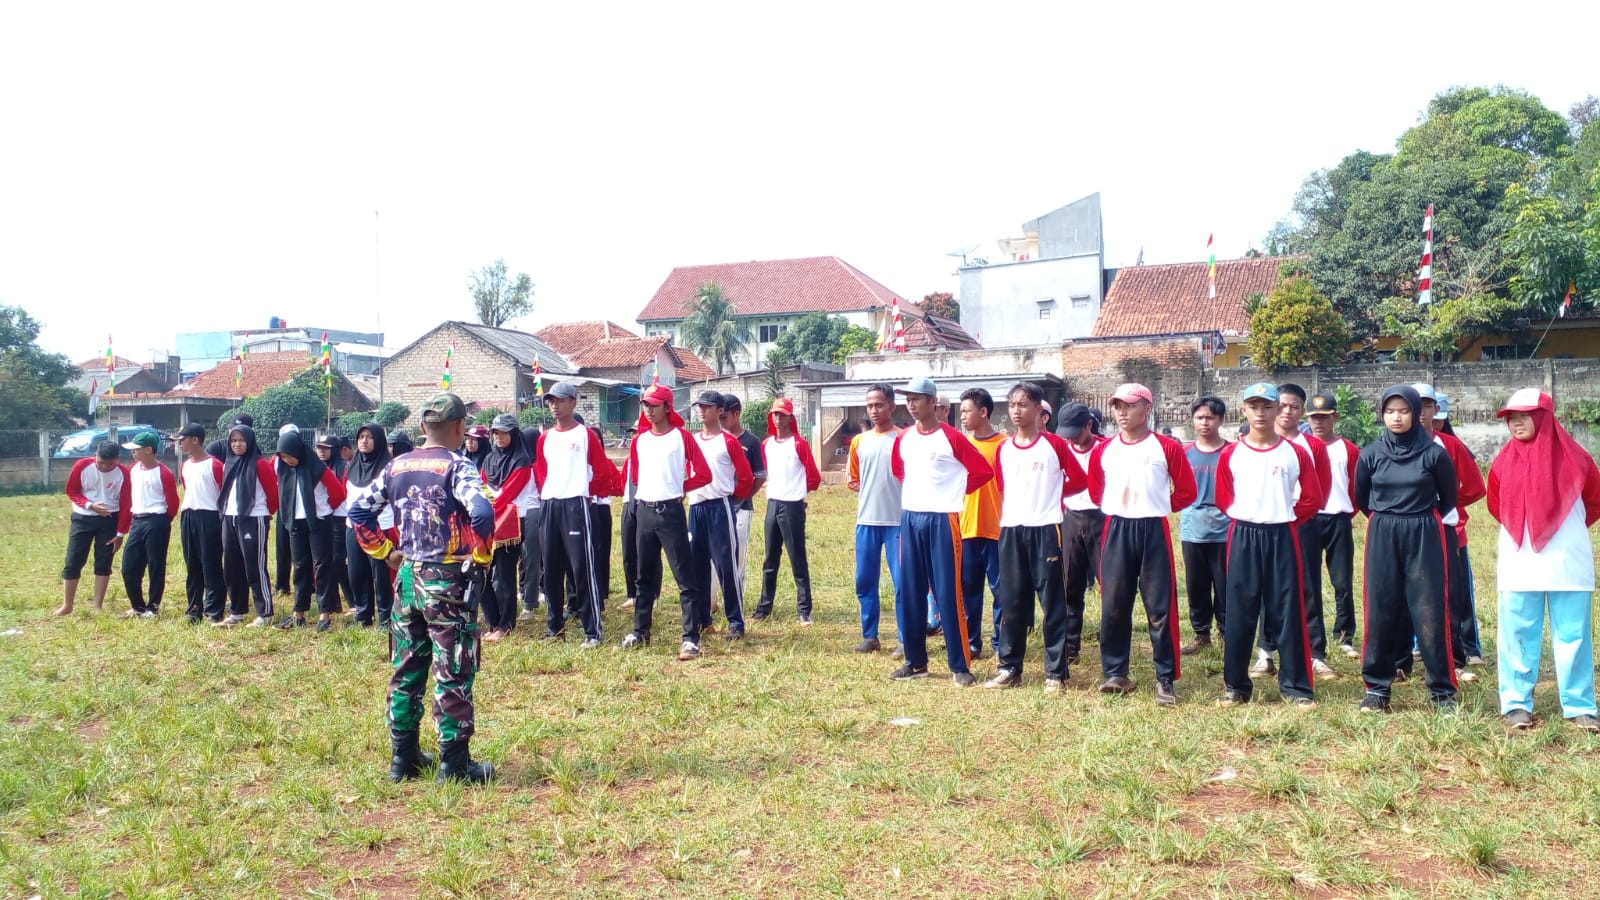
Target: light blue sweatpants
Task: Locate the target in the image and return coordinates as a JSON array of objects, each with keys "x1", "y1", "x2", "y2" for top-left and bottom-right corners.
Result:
[{"x1": 1497, "y1": 590, "x2": 1597, "y2": 717}]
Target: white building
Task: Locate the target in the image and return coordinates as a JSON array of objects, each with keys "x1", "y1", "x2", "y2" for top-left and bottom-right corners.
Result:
[{"x1": 958, "y1": 193, "x2": 1106, "y2": 348}]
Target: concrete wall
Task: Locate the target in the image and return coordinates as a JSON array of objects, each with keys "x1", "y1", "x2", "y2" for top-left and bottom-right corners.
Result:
[{"x1": 958, "y1": 255, "x2": 1103, "y2": 348}]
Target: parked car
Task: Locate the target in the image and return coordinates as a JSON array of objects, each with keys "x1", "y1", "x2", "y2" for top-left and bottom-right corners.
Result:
[{"x1": 54, "y1": 425, "x2": 158, "y2": 459}]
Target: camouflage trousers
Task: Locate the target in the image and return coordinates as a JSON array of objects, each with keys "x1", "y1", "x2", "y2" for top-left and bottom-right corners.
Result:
[{"x1": 388, "y1": 560, "x2": 480, "y2": 742}]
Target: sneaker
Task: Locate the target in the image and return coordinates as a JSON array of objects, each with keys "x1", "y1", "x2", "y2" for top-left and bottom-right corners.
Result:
[
  {"x1": 1098, "y1": 676, "x2": 1137, "y2": 695},
  {"x1": 580, "y1": 638, "x2": 602, "y2": 650},
  {"x1": 951, "y1": 671, "x2": 977, "y2": 687},
  {"x1": 139, "y1": 610, "x2": 158, "y2": 619},
  {"x1": 1311, "y1": 659, "x2": 1338, "y2": 679},
  {"x1": 213, "y1": 614, "x2": 244, "y2": 628},
  {"x1": 1569, "y1": 714, "x2": 1600, "y2": 733},
  {"x1": 725, "y1": 627, "x2": 745, "y2": 643},
  {"x1": 185, "y1": 614, "x2": 202, "y2": 625},
  {"x1": 315, "y1": 619, "x2": 332, "y2": 633},
  {"x1": 1358, "y1": 692, "x2": 1390, "y2": 714},
  {"x1": 541, "y1": 631, "x2": 566, "y2": 643},
  {"x1": 1503, "y1": 709, "x2": 1534, "y2": 731},
  {"x1": 1435, "y1": 697, "x2": 1459, "y2": 715},
  {"x1": 1216, "y1": 690, "x2": 1248, "y2": 708},
  {"x1": 1154, "y1": 679, "x2": 1177, "y2": 707},
  {"x1": 677, "y1": 641, "x2": 700, "y2": 661},
  {"x1": 1393, "y1": 669, "x2": 1410, "y2": 683},
  {"x1": 852, "y1": 637, "x2": 881, "y2": 653},
  {"x1": 1249, "y1": 653, "x2": 1275, "y2": 676},
  {"x1": 750, "y1": 610, "x2": 769, "y2": 623},
  {"x1": 619, "y1": 631, "x2": 649, "y2": 650},
  {"x1": 891, "y1": 645, "x2": 905, "y2": 660},
  {"x1": 1290, "y1": 696, "x2": 1318, "y2": 709},
  {"x1": 276, "y1": 616, "x2": 307, "y2": 630},
  {"x1": 620, "y1": 597, "x2": 636, "y2": 609},
  {"x1": 516, "y1": 608, "x2": 537, "y2": 623},
  {"x1": 797, "y1": 614, "x2": 813, "y2": 627},
  {"x1": 889, "y1": 664, "x2": 930, "y2": 681},
  {"x1": 968, "y1": 646, "x2": 986, "y2": 661},
  {"x1": 1339, "y1": 642, "x2": 1359, "y2": 659},
  {"x1": 1043, "y1": 678, "x2": 1065, "y2": 694},
  {"x1": 1180, "y1": 634, "x2": 1212, "y2": 656},
  {"x1": 984, "y1": 668, "x2": 1021, "y2": 689},
  {"x1": 246, "y1": 616, "x2": 271, "y2": 628},
  {"x1": 123, "y1": 609, "x2": 142, "y2": 619},
  {"x1": 1464, "y1": 655, "x2": 1486, "y2": 667},
  {"x1": 1456, "y1": 668, "x2": 1478, "y2": 683}
]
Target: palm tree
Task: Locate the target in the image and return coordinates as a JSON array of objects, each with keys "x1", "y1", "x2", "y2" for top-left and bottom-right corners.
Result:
[{"x1": 679, "y1": 282, "x2": 752, "y2": 376}]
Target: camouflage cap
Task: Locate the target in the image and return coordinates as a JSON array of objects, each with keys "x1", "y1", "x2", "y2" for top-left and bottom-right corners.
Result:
[{"x1": 421, "y1": 392, "x2": 468, "y2": 424}]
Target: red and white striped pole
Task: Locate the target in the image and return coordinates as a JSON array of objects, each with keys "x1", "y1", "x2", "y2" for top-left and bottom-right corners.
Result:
[
  {"x1": 891, "y1": 297, "x2": 907, "y2": 352},
  {"x1": 1417, "y1": 204, "x2": 1434, "y2": 306}
]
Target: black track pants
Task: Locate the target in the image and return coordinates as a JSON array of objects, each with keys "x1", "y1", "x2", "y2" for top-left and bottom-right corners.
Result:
[
  {"x1": 1361, "y1": 512, "x2": 1456, "y2": 701},
  {"x1": 1223, "y1": 521, "x2": 1313, "y2": 701},
  {"x1": 1098, "y1": 516, "x2": 1180, "y2": 682},
  {"x1": 996, "y1": 524, "x2": 1069, "y2": 680}
]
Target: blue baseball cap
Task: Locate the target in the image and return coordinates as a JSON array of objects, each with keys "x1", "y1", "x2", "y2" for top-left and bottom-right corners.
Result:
[
  {"x1": 1434, "y1": 391, "x2": 1450, "y2": 419},
  {"x1": 896, "y1": 376, "x2": 938, "y2": 398},
  {"x1": 1241, "y1": 382, "x2": 1280, "y2": 402}
]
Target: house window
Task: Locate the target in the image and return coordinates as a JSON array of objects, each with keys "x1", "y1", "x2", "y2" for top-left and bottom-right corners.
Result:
[
  {"x1": 1070, "y1": 295, "x2": 1092, "y2": 309},
  {"x1": 759, "y1": 324, "x2": 787, "y2": 343},
  {"x1": 1038, "y1": 308, "x2": 1052, "y2": 320}
]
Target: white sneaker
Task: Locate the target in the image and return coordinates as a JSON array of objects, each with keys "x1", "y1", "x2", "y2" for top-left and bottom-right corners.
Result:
[
  {"x1": 122, "y1": 609, "x2": 141, "y2": 619},
  {"x1": 246, "y1": 616, "x2": 270, "y2": 628},
  {"x1": 1456, "y1": 668, "x2": 1479, "y2": 683},
  {"x1": 1339, "y1": 643, "x2": 1359, "y2": 659},
  {"x1": 140, "y1": 610, "x2": 157, "y2": 619},
  {"x1": 1311, "y1": 658, "x2": 1337, "y2": 679},
  {"x1": 677, "y1": 641, "x2": 701, "y2": 661},
  {"x1": 1249, "y1": 652, "x2": 1275, "y2": 676},
  {"x1": 212, "y1": 614, "x2": 244, "y2": 628}
]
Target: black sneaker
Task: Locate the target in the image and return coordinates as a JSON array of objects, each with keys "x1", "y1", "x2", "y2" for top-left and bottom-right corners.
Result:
[
  {"x1": 1435, "y1": 697, "x2": 1459, "y2": 715},
  {"x1": 1358, "y1": 692, "x2": 1390, "y2": 714},
  {"x1": 951, "y1": 672, "x2": 976, "y2": 687},
  {"x1": 315, "y1": 619, "x2": 332, "y2": 633},
  {"x1": 542, "y1": 631, "x2": 566, "y2": 642},
  {"x1": 677, "y1": 641, "x2": 701, "y2": 661},
  {"x1": 1154, "y1": 679, "x2": 1177, "y2": 707},
  {"x1": 1215, "y1": 689, "x2": 1248, "y2": 708},
  {"x1": 1098, "y1": 676, "x2": 1137, "y2": 695},
  {"x1": 1503, "y1": 709, "x2": 1534, "y2": 730},
  {"x1": 852, "y1": 637, "x2": 881, "y2": 653},
  {"x1": 889, "y1": 664, "x2": 929, "y2": 681},
  {"x1": 725, "y1": 626, "x2": 746, "y2": 642},
  {"x1": 1569, "y1": 714, "x2": 1600, "y2": 733},
  {"x1": 276, "y1": 616, "x2": 307, "y2": 630},
  {"x1": 797, "y1": 614, "x2": 813, "y2": 627},
  {"x1": 750, "y1": 610, "x2": 770, "y2": 623},
  {"x1": 984, "y1": 669, "x2": 1021, "y2": 689}
]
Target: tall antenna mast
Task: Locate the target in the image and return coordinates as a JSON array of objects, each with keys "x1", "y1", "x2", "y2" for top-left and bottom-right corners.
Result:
[{"x1": 375, "y1": 209, "x2": 383, "y2": 403}]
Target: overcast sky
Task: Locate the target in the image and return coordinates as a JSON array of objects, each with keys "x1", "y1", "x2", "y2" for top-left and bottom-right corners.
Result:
[{"x1": 2, "y1": 1, "x2": 1594, "y2": 367}]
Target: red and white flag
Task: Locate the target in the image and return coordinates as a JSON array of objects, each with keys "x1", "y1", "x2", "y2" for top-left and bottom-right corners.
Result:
[
  {"x1": 1417, "y1": 204, "x2": 1434, "y2": 306},
  {"x1": 891, "y1": 297, "x2": 907, "y2": 352},
  {"x1": 1561, "y1": 282, "x2": 1576, "y2": 318}
]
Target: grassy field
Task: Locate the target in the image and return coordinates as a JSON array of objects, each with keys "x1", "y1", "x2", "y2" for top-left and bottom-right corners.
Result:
[{"x1": 1, "y1": 488, "x2": 1598, "y2": 898}]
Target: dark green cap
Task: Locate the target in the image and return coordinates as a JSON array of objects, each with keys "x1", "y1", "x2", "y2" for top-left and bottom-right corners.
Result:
[
  {"x1": 421, "y1": 393, "x2": 468, "y2": 424},
  {"x1": 121, "y1": 430, "x2": 160, "y2": 450}
]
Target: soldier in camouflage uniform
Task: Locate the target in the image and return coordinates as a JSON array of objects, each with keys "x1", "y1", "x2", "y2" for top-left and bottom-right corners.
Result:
[{"x1": 348, "y1": 393, "x2": 498, "y2": 784}]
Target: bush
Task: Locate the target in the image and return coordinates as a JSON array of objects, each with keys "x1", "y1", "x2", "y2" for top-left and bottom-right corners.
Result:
[
  {"x1": 519, "y1": 405, "x2": 553, "y2": 428},
  {"x1": 1246, "y1": 276, "x2": 1349, "y2": 370},
  {"x1": 1332, "y1": 385, "x2": 1382, "y2": 447},
  {"x1": 742, "y1": 398, "x2": 772, "y2": 439},
  {"x1": 332, "y1": 401, "x2": 409, "y2": 438},
  {"x1": 1559, "y1": 398, "x2": 1600, "y2": 426},
  {"x1": 471, "y1": 407, "x2": 510, "y2": 426}
]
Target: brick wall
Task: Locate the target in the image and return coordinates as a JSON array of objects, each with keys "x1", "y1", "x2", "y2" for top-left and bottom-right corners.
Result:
[
  {"x1": 1058, "y1": 337, "x2": 1206, "y2": 430},
  {"x1": 381, "y1": 324, "x2": 520, "y2": 426}
]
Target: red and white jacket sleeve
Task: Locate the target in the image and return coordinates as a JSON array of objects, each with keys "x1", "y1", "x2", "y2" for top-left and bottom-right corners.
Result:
[
  {"x1": 680, "y1": 429, "x2": 713, "y2": 493},
  {"x1": 162, "y1": 466, "x2": 180, "y2": 522},
  {"x1": 258, "y1": 459, "x2": 280, "y2": 516},
  {"x1": 943, "y1": 424, "x2": 993, "y2": 495},
  {"x1": 726, "y1": 432, "x2": 754, "y2": 500},
  {"x1": 1162, "y1": 435, "x2": 1199, "y2": 510}
]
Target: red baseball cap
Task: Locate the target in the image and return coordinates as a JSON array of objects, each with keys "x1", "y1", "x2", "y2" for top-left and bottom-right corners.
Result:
[
  {"x1": 1497, "y1": 388, "x2": 1553, "y2": 417},
  {"x1": 1111, "y1": 383, "x2": 1153, "y2": 405}
]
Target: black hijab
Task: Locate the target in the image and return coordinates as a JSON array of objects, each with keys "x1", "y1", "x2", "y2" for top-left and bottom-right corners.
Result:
[
  {"x1": 347, "y1": 423, "x2": 391, "y2": 489},
  {"x1": 465, "y1": 434, "x2": 490, "y2": 470},
  {"x1": 1376, "y1": 384, "x2": 1429, "y2": 462},
  {"x1": 218, "y1": 425, "x2": 262, "y2": 514},
  {"x1": 482, "y1": 427, "x2": 532, "y2": 488},
  {"x1": 206, "y1": 439, "x2": 228, "y2": 462},
  {"x1": 276, "y1": 429, "x2": 329, "y2": 518},
  {"x1": 319, "y1": 436, "x2": 347, "y2": 481},
  {"x1": 521, "y1": 426, "x2": 542, "y2": 464}
]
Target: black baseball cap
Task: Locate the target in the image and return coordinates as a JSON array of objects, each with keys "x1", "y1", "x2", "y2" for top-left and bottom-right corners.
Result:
[
  {"x1": 722, "y1": 394, "x2": 743, "y2": 411},
  {"x1": 1306, "y1": 393, "x2": 1338, "y2": 416},
  {"x1": 695, "y1": 390, "x2": 725, "y2": 408},
  {"x1": 1057, "y1": 402, "x2": 1093, "y2": 439},
  {"x1": 170, "y1": 423, "x2": 206, "y2": 441}
]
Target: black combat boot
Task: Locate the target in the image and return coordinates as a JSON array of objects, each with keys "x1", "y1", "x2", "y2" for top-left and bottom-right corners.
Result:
[
  {"x1": 388, "y1": 730, "x2": 435, "y2": 783},
  {"x1": 436, "y1": 739, "x2": 496, "y2": 784}
]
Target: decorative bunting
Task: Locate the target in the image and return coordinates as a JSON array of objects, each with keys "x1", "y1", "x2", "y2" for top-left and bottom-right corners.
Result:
[
  {"x1": 441, "y1": 341, "x2": 454, "y2": 391},
  {"x1": 105, "y1": 334, "x2": 115, "y2": 396},
  {"x1": 1417, "y1": 204, "x2": 1434, "y2": 305},
  {"x1": 533, "y1": 358, "x2": 544, "y2": 397},
  {"x1": 1207, "y1": 234, "x2": 1216, "y2": 300},
  {"x1": 1561, "y1": 281, "x2": 1576, "y2": 318},
  {"x1": 320, "y1": 331, "x2": 333, "y2": 387}
]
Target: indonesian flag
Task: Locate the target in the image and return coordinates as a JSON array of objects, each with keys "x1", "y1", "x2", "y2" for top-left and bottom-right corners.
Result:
[
  {"x1": 1417, "y1": 205, "x2": 1434, "y2": 306},
  {"x1": 320, "y1": 332, "x2": 333, "y2": 386},
  {"x1": 441, "y1": 341, "x2": 454, "y2": 391},
  {"x1": 1207, "y1": 234, "x2": 1216, "y2": 300},
  {"x1": 105, "y1": 334, "x2": 115, "y2": 396},
  {"x1": 87, "y1": 378, "x2": 99, "y2": 416},
  {"x1": 1561, "y1": 281, "x2": 1576, "y2": 318},
  {"x1": 237, "y1": 334, "x2": 248, "y2": 390},
  {"x1": 891, "y1": 297, "x2": 907, "y2": 352},
  {"x1": 533, "y1": 358, "x2": 544, "y2": 397}
]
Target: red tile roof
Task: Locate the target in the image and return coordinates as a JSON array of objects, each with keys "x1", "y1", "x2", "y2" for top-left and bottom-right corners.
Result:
[
  {"x1": 668, "y1": 345, "x2": 716, "y2": 382},
  {"x1": 570, "y1": 335, "x2": 670, "y2": 370},
  {"x1": 903, "y1": 313, "x2": 982, "y2": 351},
  {"x1": 637, "y1": 256, "x2": 909, "y2": 322},
  {"x1": 168, "y1": 351, "x2": 315, "y2": 400},
  {"x1": 1093, "y1": 256, "x2": 1301, "y2": 339},
  {"x1": 535, "y1": 320, "x2": 639, "y2": 355}
]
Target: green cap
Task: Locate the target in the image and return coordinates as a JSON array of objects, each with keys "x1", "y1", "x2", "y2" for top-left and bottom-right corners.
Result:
[
  {"x1": 421, "y1": 392, "x2": 468, "y2": 424},
  {"x1": 1241, "y1": 382, "x2": 1280, "y2": 403},
  {"x1": 121, "y1": 430, "x2": 160, "y2": 450}
]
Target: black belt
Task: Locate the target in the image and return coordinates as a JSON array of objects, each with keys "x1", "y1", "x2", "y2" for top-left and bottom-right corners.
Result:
[
  {"x1": 642, "y1": 497, "x2": 684, "y2": 511},
  {"x1": 132, "y1": 513, "x2": 167, "y2": 520}
]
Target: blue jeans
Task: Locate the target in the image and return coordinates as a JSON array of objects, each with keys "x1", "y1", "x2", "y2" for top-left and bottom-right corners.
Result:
[
  {"x1": 854, "y1": 524, "x2": 901, "y2": 640},
  {"x1": 961, "y1": 537, "x2": 1001, "y2": 652},
  {"x1": 1498, "y1": 590, "x2": 1596, "y2": 717}
]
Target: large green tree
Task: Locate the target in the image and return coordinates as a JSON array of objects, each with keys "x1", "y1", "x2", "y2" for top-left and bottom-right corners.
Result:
[
  {"x1": 0, "y1": 305, "x2": 85, "y2": 428},
  {"x1": 679, "y1": 282, "x2": 752, "y2": 376},
  {"x1": 1269, "y1": 86, "x2": 1590, "y2": 349},
  {"x1": 764, "y1": 311, "x2": 849, "y2": 369},
  {"x1": 216, "y1": 369, "x2": 337, "y2": 451},
  {"x1": 1245, "y1": 276, "x2": 1349, "y2": 370}
]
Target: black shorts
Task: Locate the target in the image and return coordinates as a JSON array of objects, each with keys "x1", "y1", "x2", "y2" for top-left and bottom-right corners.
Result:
[{"x1": 63, "y1": 514, "x2": 118, "y2": 579}]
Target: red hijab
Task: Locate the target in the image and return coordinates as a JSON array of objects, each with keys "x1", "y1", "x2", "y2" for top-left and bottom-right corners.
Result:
[
  {"x1": 634, "y1": 383, "x2": 684, "y2": 433},
  {"x1": 1490, "y1": 393, "x2": 1587, "y2": 551}
]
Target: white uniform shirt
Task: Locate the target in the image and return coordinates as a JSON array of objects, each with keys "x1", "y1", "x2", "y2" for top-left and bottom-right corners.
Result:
[
  {"x1": 633, "y1": 429, "x2": 687, "y2": 503},
  {"x1": 763, "y1": 437, "x2": 808, "y2": 502},
  {"x1": 128, "y1": 464, "x2": 170, "y2": 515},
  {"x1": 540, "y1": 425, "x2": 595, "y2": 500},
  {"x1": 1497, "y1": 500, "x2": 1595, "y2": 592}
]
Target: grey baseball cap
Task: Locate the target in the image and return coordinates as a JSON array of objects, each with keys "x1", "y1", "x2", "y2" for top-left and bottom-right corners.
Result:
[
  {"x1": 545, "y1": 381, "x2": 578, "y2": 400},
  {"x1": 895, "y1": 376, "x2": 937, "y2": 398}
]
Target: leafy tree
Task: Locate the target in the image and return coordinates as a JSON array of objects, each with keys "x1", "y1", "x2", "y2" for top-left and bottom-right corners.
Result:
[
  {"x1": 470, "y1": 258, "x2": 535, "y2": 327},
  {"x1": 762, "y1": 355, "x2": 785, "y2": 400},
  {"x1": 766, "y1": 311, "x2": 848, "y2": 369},
  {"x1": 835, "y1": 325, "x2": 878, "y2": 363},
  {"x1": 519, "y1": 404, "x2": 553, "y2": 428},
  {"x1": 0, "y1": 305, "x2": 84, "y2": 428},
  {"x1": 470, "y1": 406, "x2": 509, "y2": 426},
  {"x1": 1332, "y1": 385, "x2": 1382, "y2": 447},
  {"x1": 333, "y1": 401, "x2": 410, "y2": 438},
  {"x1": 1245, "y1": 276, "x2": 1349, "y2": 370},
  {"x1": 921, "y1": 292, "x2": 960, "y2": 321},
  {"x1": 679, "y1": 282, "x2": 751, "y2": 376},
  {"x1": 216, "y1": 368, "x2": 334, "y2": 451}
]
